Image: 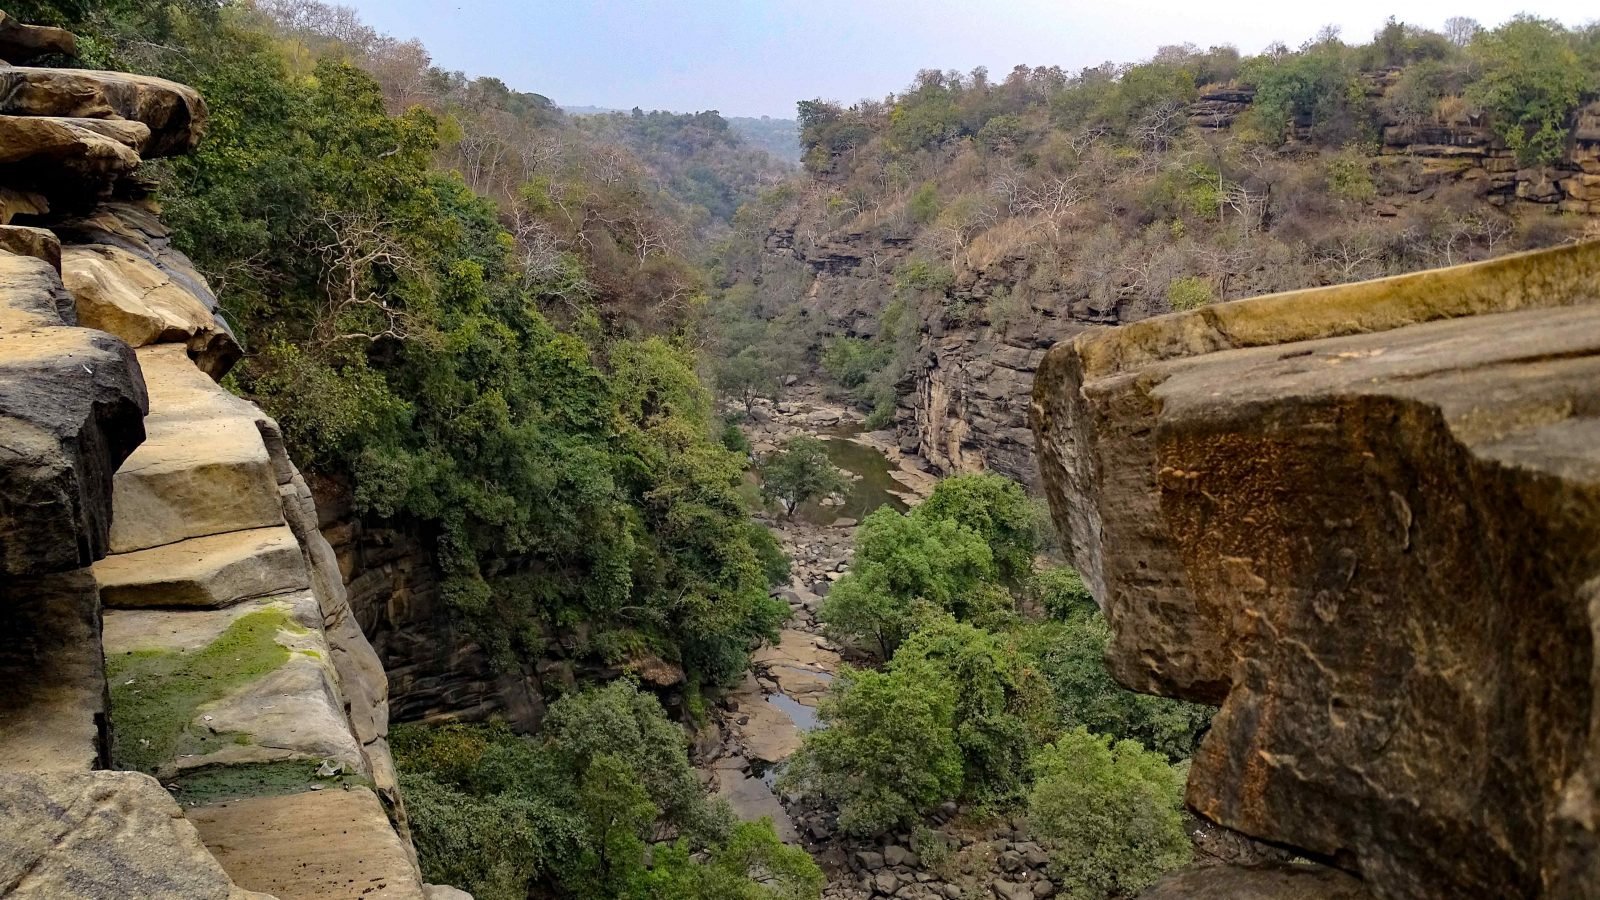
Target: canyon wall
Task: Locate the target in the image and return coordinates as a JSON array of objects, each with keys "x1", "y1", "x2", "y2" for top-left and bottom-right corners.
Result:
[
  {"x1": 763, "y1": 92, "x2": 1600, "y2": 489},
  {"x1": 0, "y1": 15, "x2": 454, "y2": 899},
  {"x1": 310, "y1": 480, "x2": 546, "y2": 730},
  {"x1": 1031, "y1": 241, "x2": 1600, "y2": 898}
]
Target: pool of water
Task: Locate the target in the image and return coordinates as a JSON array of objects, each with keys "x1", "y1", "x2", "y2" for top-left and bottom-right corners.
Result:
[
  {"x1": 764, "y1": 691, "x2": 821, "y2": 732},
  {"x1": 794, "y1": 431, "x2": 910, "y2": 526}
]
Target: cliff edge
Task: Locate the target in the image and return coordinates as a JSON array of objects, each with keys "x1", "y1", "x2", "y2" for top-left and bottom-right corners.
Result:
[
  {"x1": 0, "y1": 13, "x2": 450, "y2": 899},
  {"x1": 1031, "y1": 240, "x2": 1600, "y2": 898}
]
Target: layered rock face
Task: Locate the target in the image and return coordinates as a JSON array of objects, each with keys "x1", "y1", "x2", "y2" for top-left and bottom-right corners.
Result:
[
  {"x1": 1031, "y1": 241, "x2": 1600, "y2": 898},
  {"x1": 0, "y1": 14, "x2": 439, "y2": 899},
  {"x1": 759, "y1": 220, "x2": 1112, "y2": 488},
  {"x1": 312, "y1": 481, "x2": 546, "y2": 730}
]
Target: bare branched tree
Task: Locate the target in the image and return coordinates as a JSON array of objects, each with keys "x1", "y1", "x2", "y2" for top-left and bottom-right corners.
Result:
[
  {"x1": 1316, "y1": 232, "x2": 1382, "y2": 282},
  {"x1": 312, "y1": 213, "x2": 420, "y2": 348},
  {"x1": 1019, "y1": 174, "x2": 1088, "y2": 238}
]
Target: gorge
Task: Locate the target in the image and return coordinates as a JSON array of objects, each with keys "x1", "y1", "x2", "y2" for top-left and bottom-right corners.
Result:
[{"x1": 2, "y1": 4, "x2": 1600, "y2": 900}]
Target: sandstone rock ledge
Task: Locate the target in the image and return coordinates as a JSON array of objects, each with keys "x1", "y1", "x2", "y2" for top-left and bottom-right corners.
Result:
[
  {"x1": 1032, "y1": 241, "x2": 1600, "y2": 899},
  {"x1": 0, "y1": 10, "x2": 446, "y2": 898}
]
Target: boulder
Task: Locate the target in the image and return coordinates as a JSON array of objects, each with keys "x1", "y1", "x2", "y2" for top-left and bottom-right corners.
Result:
[
  {"x1": 855, "y1": 850, "x2": 885, "y2": 871},
  {"x1": 64, "y1": 244, "x2": 229, "y2": 351},
  {"x1": 0, "y1": 65, "x2": 206, "y2": 157},
  {"x1": 0, "y1": 770, "x2": 276, "y2": 899},
  {"x1": 1032, "y1": 242, "x2": 1600, "y2": 899},
  {"x1": 625, "y1": 649, "x2": 686, "y2": 687},
  {"x1": 0, "y1": 224, "x2": 59, "y2": 271},
  {"x1": 992, "y1": 881, "x2": 1032, "y2": 900},
  {"x1": 0, "y1": 114, "x2": 146, "y2": 179},
  {"x1": 56, "y1": 202, "x2": 239, "y2": 376},
  {"x1": 0, "y1": 11, "x2": 76, "y2": 63},
  {"x1": 0, "y1": 253, "x2": 146, "y2": 577}
]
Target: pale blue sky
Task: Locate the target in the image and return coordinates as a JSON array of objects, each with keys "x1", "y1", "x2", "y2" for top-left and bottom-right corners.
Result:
[{"x1": 342, "y1": 1, "x2": 1598, "y2": 118}]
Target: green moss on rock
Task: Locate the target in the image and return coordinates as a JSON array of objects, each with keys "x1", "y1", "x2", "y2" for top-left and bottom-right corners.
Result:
[
  {"x1": 168, "y1": 760, "x2": 371, "y2": 807},
  {"x1": 107, "y1": 609, "x2": 294, "y2": 774}
]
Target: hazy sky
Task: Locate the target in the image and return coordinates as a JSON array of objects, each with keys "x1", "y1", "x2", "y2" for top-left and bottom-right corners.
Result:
[{"x1": 341, "y1": 1, "x2": 1597, "y2": 118}]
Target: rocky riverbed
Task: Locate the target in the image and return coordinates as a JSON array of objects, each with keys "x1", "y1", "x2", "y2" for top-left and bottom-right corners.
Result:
[{"x1": 696, "y1": 388, "x2": 1064, "y2": 899}]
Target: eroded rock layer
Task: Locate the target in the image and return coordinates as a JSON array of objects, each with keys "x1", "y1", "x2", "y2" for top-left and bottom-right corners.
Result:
[
  {"x1": 1032, "y1": 241, "x2": 1600, "y2": 899},
  {"x1": 0, "y1": 11, "x2": 434, "y2": 899}
]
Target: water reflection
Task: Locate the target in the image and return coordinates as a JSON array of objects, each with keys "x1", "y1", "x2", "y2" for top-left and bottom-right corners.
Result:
[{"x1": 794, "y1": 432, "x2": 910, "y2": 525}]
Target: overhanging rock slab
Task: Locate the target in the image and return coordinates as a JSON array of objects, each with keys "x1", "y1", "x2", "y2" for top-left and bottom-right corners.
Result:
[{"x1": 1032, "y1": 242, "x2": 1600, "y2": 899}]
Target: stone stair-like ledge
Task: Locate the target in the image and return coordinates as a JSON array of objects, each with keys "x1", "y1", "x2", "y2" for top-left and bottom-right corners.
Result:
[
  {"x1": 190, "y1": 787, "x2": 424, "y2": 900},
  {"x1": 107, "y1": 344, "x2": 280, "y2": 553},
  {"x1": 95, "y1": 524, "x2": 309, "y2": 609},
  {"x1": 102, "y1": 590, "x2": 363, "y2": 778}
]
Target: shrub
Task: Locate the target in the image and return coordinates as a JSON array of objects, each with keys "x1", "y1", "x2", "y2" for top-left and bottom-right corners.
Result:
[
  {"x1": 721, "y1": 420, "x2": 751, "y2": 455},
  {"x1": 1325, "y1": 146, "x2": 1377, "y2": 204},
  {"x1": 894, "y1": 258, "x2": 956, "y2": 293},
  {"x1": 820, "y1": 337, "x2": 889, "y2": 388},
  {"x1": 1028, "y1": 729, "x2": 1191, "y2": 900},
  {"x1": 1166, "y1": 275, "x2": 1214, "y2": 311},
  {"x1": 909, "y1": 182, "x2": 942, "y2": 224}
]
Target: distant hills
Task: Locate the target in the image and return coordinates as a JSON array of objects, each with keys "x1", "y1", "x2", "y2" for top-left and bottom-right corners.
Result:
[{"x1": 561, "y1": 104, "x2": 800, "y2": 164}]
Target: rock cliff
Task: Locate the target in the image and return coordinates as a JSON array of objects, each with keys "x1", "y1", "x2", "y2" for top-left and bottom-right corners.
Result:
[
  {"x1": 0, "y1": 15, "x2": 449, "y2": 899},
  {"x1": 764, "y1": 89, "x2": 1600, "y2": 491},
  {"x1": 1031, "y1": 241, "x2": 1600, "y2": 898}
]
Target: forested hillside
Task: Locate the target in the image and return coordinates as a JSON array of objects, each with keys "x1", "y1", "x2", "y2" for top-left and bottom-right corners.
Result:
[
  {"x1": 708, "y1": 16, "x2": 1600, "y2": 479},
  {"x1": 6, "y1": 1, "x2": 815, "y2": 895},
  {"x1": 728, "y1": 115, "x2": 802, "y2": 163}
]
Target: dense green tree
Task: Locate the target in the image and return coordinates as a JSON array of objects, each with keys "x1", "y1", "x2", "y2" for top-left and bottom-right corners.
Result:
[
  {"x1": 396, "y1": 684, "x2": 822, "y2": 900},
  {"x1": 779, "y1": 661, "x2": 964, "y2": 836},
  {"x1": 640, "y1": 822, "x2": 825, "y2": 900},
  {"x1": 913, "y1": 473, "x2": 1037, "y2": 586},
  {"x1": 1468, "y1": 16, "x2": 1592, "y2": 165},
  {"x1": 1014, "y1": 614, "x2": 1213, "y2": 761},
  {"x1": 759, "y1": 436, "x2": 849, "y2": 517},
  {"x1": 1028, "y1": 729, "x2": 1191, "y2": 900},
  {"x1": 1242, "y1": 41, "x2": 1371, "y2": 146},
  {"x1": 819, "y1": 506, "x2": 1000, "y2": 658},
  {"x1": 1031, "y1": 567, "x2": 1097, "y2": 621},
  {"x1": 893, "y1": 618, "x2": 1056, "y2": 806}
]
